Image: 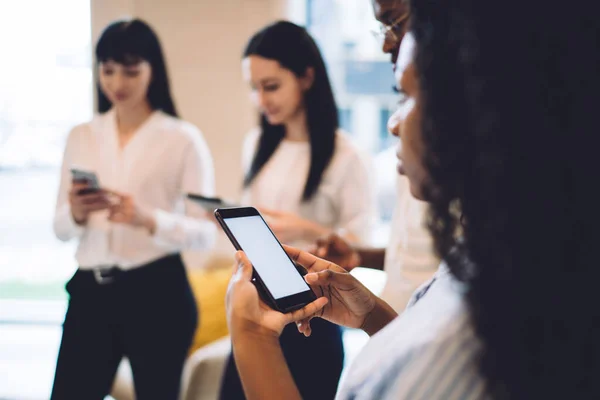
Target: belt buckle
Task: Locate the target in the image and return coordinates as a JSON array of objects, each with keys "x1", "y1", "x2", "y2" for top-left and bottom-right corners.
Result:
[{"x1": 93, "y1": 267, "x2": 116, "y2": 285}]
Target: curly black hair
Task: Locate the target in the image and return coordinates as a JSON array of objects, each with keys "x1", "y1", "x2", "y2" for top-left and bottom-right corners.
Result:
[{"x1": 410, "y1": 0, "x2": 600, "y2": 398}]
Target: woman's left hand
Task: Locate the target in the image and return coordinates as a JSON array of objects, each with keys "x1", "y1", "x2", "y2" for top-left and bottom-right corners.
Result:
[
  {"x1": 226, "y1": 251, "x2": 328, "y2": 338},
  {"x1": 260, "y1": 208, "x2": 327, "y2": 243},
  {"x1": 108, "y1": 192, "x2": 157, "y2": 234}
]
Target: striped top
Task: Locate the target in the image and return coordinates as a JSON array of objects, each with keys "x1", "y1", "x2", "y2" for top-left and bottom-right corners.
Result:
[{"x1": 336, "y1": 264, "x2": 487, "y2": 400}]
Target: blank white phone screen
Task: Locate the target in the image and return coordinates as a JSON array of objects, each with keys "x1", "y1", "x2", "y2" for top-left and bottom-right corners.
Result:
[{"x1": 224, "y1": 216, "x2": 310, "y2": 299}]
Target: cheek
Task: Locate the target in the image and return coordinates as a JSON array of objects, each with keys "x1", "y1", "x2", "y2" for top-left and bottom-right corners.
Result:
[
  {"x1": 279, "y1": 84, "x2": 303, "y2": 112},
  {"x1": 98, "y1": 75, "x2": 112, "y2": 96},
  {"x1": 401, "y1": 103, "x2": 429, "y2": 194},
  {"x1": 131, "y1": 75, "x2": 151, "y2": 97},
  {"x1": 98, "y1": 74, "x2": 109, "y2": 88}
]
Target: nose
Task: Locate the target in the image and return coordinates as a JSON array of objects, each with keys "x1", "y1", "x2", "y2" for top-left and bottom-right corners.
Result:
[
  {"x1": 110, "y1": 72, "x2": 126, "y2": 92},
  {"x1": 387, "y1": 108, "x2": 403, "y2": 138},
  {"x1": 382, "y1": 36, "x2": 397, "y2": 54}
]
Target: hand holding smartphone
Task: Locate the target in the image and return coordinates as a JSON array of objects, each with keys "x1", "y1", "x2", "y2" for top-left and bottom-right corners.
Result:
[
  {"x1": 187, "y1": 193, "x2": 238, "y2": 212},
  {"x1": 68, "y1": 168, "x2": 113, "y2": 223},
  {"x1": 215, "y1": 207, "x2": 317, "y2": 313},
  {"x1": 70, "y1": 168, "x2": 101, "y2": 195}
]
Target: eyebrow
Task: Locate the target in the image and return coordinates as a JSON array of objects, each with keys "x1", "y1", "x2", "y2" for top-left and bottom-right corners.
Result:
[{"x1": 378, "y1": 1, "x2": 403, "y2": 24}]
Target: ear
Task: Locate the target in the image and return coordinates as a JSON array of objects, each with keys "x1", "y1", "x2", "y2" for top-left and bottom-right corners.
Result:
[{"x1": 300, "y1": 67, "x2": 315, "y2": 91}]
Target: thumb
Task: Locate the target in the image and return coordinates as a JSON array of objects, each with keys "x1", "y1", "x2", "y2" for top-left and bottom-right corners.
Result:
[
  {"x1": 234, "y1": 251, "x2": 253, "y2": 282},
  {"x1": 284, "y1": 297, "x2": 328, "y2": 326}
]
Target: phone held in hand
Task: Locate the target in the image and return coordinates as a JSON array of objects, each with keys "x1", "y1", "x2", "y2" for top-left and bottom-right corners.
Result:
[
  {"x1": 214, "y1": 206, "x2": 317, "y2": 313},
  {"x1": 187, "y1": 193, "x2": 238, "y2": 212},
  {"x1": 70, "y1": 168, "x2": 101, "y2": 195}
]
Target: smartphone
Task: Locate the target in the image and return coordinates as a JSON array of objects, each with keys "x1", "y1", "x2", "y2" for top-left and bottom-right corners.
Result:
[
  {"x1": 187, "y1": 193, "x2": 238, "y2": 212},
  {"x1": 214, "y1": 207, "x2": 317, "y2": 313},
  {"x1": 70, "y1": 168, "x2": 101, "y2": 195}
]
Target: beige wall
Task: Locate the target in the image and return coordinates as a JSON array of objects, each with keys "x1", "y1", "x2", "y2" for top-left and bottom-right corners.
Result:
[{"x1": 90, "y1": 0, "x2": 287, "y2": 198}]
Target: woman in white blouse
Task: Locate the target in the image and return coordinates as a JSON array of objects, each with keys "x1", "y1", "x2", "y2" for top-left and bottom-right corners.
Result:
[
  {"x1": 50, "y1": 19, "x2": 215, "y2": 399},
  {"x1": 219, "y1": 21, "x2": 376, "y2": 400}
]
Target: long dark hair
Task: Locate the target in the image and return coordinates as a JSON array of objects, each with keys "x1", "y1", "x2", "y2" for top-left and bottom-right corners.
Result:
[
  {"x1": 411, "y1": 0, "x2": 600, "y2": 398},
  {"x1": 95, "y1": 18, "x2": 178, "y2": 117},
  {"x1": 243, "y1": 21, "x2": 338, "y2": 201}
]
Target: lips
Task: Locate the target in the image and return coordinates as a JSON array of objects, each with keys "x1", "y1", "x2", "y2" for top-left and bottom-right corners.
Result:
[
  {"x1": 396, "y1": 153, "x2": 405, "y2": 175},
  {"x1": 397, "y1": 161, "x2": 406, "y2": 175},
  {"x1": 114, "y1": 92, "x2": 128, "y2": 101}
]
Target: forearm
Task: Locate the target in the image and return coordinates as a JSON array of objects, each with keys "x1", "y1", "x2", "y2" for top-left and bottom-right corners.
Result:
[
  {"x1": 361, "y1": 297, "x2": 398, "y2": 336},
  {"x1": 232, "y1": 331, "x2": 302, "y2": 400},
  {"x1": 356, "y1": 247, "x2": 386, "y2": 271},
  {"x1": 151, "y1": 209, "x2": 216, "y2": 250}
]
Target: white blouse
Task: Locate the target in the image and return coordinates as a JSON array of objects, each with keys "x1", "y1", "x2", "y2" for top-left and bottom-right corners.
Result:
[
  {"x1": 241, "y1": 129, "x2": 377, "y2": 248},
  {"x1": 381, "y1": 175, "x2": 439, "y2": 312},
  {"x1": 337, "y1": 265, "x2": 486, "y2": 400},
  {"x1": 53, "y1": 109, "x2": 216, "y2": 270}
]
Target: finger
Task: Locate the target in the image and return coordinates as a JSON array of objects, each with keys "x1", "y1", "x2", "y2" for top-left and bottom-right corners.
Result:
[
  {"x1": 305, "y1": 269, "x2": 352, "y2": 288},
  {"x1": 108, "y1": 214, "x2": 127, "y2": 223},
  {"x1": 284, "y1": 297, "x2": 328, "y2": 325},
  {"x1": 84, "y1": 202, "x2": 111, "y2": 212},
  {"x1": 234, "y1": 251, "x2": 253, "y2": 282},
  {"x1": 301, "y1": 320, "x2": 313, "y2": 337},
  {"x1": 107, "y1": 209, "x2": 124, "y2": 217},
  {"x1": 284, "y1": 245, "x2": 326, "y2": 273},
  {"x1": 104, "y1": 191, "x2": 129, "y2": 206},
  {"x1": 80, "y1": 194, "x2": 109, "y2": 204},
  {"x1": 71, "y1": 182, "x2": 91, "y2": 190},
  {"x1": 310, "y1": 236, "x2": 330, "y2": 257},
  {"x1": 101, "y1": 189, "x2": 124, "y2": 198},
  {"x1": 296, "y1": 317, "x2": 312, "y2": 334},
  {"x1": 315, "y1": 243, "x2": 329, "y2": 258}
]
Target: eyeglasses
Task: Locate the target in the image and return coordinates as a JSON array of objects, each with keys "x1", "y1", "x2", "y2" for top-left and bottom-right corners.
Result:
[{"x1": 372, "y1": 12, "x2": 410, "y2": 45}]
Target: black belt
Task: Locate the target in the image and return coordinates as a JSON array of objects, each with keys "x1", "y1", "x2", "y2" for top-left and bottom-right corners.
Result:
[
  {"x1": 83, "y1": 254, "x2": 180, "y2": 285},
  {"x1": 92, "y1": 266, "x2": 123, "y2": 284}
]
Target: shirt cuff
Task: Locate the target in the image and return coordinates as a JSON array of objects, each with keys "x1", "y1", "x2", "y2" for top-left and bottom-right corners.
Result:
[
  {"x1": 55, "y1": 204, "x2": 85, "y2": 241},
  {"x1": 152, "y1": 208, "x2": 177, "y2": 245},
  {"x1": 152, "y1": 208, "x2": 218, "y2": 250}
]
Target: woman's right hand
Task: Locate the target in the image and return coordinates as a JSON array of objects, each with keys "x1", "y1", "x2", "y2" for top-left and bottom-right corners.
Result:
[
  {"x1": 69, "y1": 182, "x2": 111, "y2": 224},
  {"x1": 285, "y1": 245, "x2": 377, "y2": 336}
]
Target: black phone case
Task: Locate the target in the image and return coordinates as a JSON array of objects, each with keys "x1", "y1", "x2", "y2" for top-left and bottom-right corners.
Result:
[{"x1": 214, "y1": 209, "x2": 311, "y2": 313}]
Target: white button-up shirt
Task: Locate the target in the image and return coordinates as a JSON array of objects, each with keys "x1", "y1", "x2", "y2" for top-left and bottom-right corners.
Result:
[
  {"x1": 241, "y1": 129, "x2": 377, "y2": 249},
  {"x1": 53, "y1": 109, "x2": 216, "y2": 269}
]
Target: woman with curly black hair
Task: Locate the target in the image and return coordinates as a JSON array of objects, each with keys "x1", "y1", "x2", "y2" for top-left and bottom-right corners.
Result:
[{"x1": 222, "y1": 0, "x2": 600, "y2": 398}]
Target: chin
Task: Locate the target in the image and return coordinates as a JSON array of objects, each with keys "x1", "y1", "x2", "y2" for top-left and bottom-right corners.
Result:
[
  {"x1": 265, "y1": 115, "x2": 284, "y2": 125},
  {"x1": 408, "y1": 181, "x2": 426, "y2": 201}
]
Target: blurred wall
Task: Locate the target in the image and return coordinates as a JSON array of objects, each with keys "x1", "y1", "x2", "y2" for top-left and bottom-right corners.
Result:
[{"x1": 90, "y1": 0, "x2": 287, "y2": 199}]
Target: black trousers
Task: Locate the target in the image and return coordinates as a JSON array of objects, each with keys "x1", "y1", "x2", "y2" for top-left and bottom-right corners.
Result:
[
  {"x1": 219, "y1": 318, "x2": 344, "y2": 400},
  {"x1": 50, "y1": 254, "x2": 198, "y2": 400}
]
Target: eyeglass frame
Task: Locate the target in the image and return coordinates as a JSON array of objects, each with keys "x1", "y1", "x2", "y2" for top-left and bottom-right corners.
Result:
[{"x1": 373, "y1": 12, "x2": 410, "y2": 44}]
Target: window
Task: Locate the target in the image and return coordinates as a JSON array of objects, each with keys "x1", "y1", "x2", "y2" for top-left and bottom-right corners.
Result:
[
  {"x1": 338, "y1": 108, "x2": 353, "y2": 133},
  {"x1": 0, "y1": 0, "x2": 93, "y2": 305},
  {"x1": 298, "y1": 0, "x2": 400, "y2": 230},
  {"x1": 303, "y1": 0, "x2": 398, "y2": 154}
]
